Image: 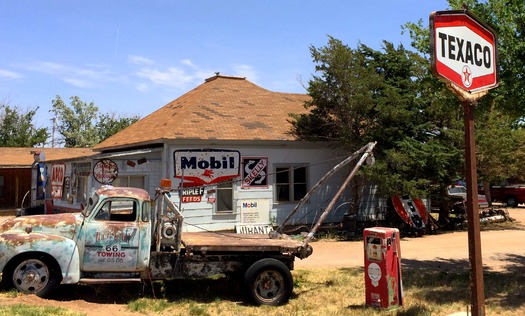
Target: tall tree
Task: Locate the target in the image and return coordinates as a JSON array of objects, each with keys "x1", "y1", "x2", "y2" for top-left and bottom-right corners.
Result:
[
  {"x1": 50, "y1": 96, "x2": 140, "y2": 148},
  {"x1": 0, "y1": 102, "x2": 48, "y2": 147},
  {"x1": 96, "y1": 112, "x2": 140, "y2": 141},
  {"x1": 50, "y1": 96, "x2": 99, "y2": 148},
  {"x1": 292, "y1": 37, "x2": 464, "y2": 203}
]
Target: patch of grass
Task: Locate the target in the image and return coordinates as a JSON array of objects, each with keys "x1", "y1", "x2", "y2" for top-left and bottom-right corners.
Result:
[
  {"x1": 127, "y1": 297, "x2": 171, "y2": 313},
  {"x1": 0, "y1": 304, "x2": 83, "y2": 316},
  {"x1": 123, "y1": 267, "x2": 525, "y2": 316}
]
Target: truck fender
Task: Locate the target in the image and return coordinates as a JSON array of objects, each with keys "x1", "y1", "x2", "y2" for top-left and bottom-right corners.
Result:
[{"x1": 0, "y1": 233, "x2": 81, "y2": 284}]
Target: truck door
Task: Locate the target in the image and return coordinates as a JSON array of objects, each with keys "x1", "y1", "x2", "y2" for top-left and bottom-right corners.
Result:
[{"x1": 82, "y1": 198, "x2": 150, "y2": 272}]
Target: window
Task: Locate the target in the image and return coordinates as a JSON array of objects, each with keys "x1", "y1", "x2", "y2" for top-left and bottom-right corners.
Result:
[
  {"x1": 141, "y1": 200, "x2": 151, "y2": 222},
  {"x1": 95, "y1": 199, "x2": 137, "y2": 222},
  {"x1": 112, "y1": 175, "x2": 146, "y2": 189},
  {"x1": 76, "y1": 176, "x2": 88, "y2": 204},
  {"x1": 0, "y1": 176, "x2": 4, "y2": 198},
  {"x1": 275, "y1": 166, "x2": 307, "y2": 202},
  {"x1": 216, "y1": 182, "x2": 233, "y2": 212}
]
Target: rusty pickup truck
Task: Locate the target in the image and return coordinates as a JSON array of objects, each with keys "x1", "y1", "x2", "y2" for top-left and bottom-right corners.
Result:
[
  {"x1": 0, "y1": 185, "x2": 312, "y2": 306},
  {"x1": 0, "y1": 142, "x2": 376, "y2": 305}
]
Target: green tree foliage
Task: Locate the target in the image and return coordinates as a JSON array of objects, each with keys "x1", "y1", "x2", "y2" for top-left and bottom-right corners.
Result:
[
  {"x1": 50, "y1": 96, "x2": 140, "y2": 148},
  {"x1": 96, "y1": 112, "x2": 140, "y2": 141},
  {"x1": 0, "y1": 102, "x2": 48, "y2": 147},
  {"x1": 291, "y1": 37, "x2": 465, "y2": 200},
  {"x1": 51, "y1": 96, "x2": 99, "y2": 148},
  {"x1": 404, "y1": 0, "x2": 525, "y2": 187}
]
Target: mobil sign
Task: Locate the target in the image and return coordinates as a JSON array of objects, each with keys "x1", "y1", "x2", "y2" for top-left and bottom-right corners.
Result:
[
  {"x1": 430, "y1": 10, "x2": 498, "y2": 93},
  {"x1": 174, "y1": 149, "x2": 241, "y2": 185}
]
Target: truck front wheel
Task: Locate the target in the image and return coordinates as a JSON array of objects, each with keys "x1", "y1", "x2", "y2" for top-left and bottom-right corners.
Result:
[
  {"x1": 243, "y1": 258, "x2": 293, "y2": 306},
  {"x1": 2, "y1": 254, "x2": 60, "y2": 297}
]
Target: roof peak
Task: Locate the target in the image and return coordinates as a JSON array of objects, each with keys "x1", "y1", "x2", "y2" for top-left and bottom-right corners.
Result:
[{"x1": 204, "y1": 73, "x2": 246, "y2": 82}]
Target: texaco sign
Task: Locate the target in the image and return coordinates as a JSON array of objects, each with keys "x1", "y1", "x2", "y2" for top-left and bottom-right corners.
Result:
[{"x1": 430, "y1": 10, "x2": 498, "y2": 93}]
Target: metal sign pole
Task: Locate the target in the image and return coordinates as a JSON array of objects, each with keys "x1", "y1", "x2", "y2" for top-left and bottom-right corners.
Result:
[
  {"x1": 462, "y1": 99, "x2": 485, "y2": 315},
  {"x1": 430, "y1": 8, "x2": 498, "y2": 314}
]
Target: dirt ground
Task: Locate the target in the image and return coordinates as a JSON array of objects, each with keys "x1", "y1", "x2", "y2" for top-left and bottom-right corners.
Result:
[{"x1": 0, "y1": 207, "x2": 524, "y2": 315}]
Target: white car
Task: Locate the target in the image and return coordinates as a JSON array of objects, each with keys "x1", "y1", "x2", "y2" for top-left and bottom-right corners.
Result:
[{"x1": 448, "y1": 185, "x2": 489, "y2": 209}]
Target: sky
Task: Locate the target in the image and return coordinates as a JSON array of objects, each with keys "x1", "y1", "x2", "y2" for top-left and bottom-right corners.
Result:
[{"x1": 0, "y1": 0, "x2": 450, "y2": 131}]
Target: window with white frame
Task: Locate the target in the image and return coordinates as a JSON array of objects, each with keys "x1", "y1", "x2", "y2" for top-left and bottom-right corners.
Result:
[
  {"x1": 112, "y1": 175, "x2": 146, "y2": 189},
  {"x1": 216, "y1": 181, "x2": 233, "y2": 212},
  {"x1": 275, "y1": 165, "x2": 307, "y2": 202}
]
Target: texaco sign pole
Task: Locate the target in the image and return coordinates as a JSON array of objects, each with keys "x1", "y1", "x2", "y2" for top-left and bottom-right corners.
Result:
[{"x1": 430, "y1": 9, "x2": 498, "y2": 316}]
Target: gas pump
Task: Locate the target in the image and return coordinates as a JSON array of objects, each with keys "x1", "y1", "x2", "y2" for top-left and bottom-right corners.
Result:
[{"x1": 364, "y1": 227, "x2": 403, "y2": 309}]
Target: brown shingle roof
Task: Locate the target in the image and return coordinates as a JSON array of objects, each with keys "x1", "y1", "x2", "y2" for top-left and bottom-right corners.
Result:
[
  {"x1": 0, "y1": 148, "x2": 96, "y2": 168},
  {"x1": 94, "y1": 75, "x2": 311, "y2": 151}
]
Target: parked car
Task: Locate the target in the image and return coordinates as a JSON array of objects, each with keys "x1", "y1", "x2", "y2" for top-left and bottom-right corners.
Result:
[
  {"x1": 447, "y1": 185, "x2": 489, "y2": 209},
  {"x1": 431, "y1": 185, "x2": 489, "y2": 213},
  {"x1": 479, "y1": 183, "x2": 525, "y2": 207}
]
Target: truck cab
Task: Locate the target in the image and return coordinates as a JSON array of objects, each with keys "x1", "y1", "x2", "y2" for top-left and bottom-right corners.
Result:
[{"x1": 0, "y1": 186, "x2": 153, "y2": 297}]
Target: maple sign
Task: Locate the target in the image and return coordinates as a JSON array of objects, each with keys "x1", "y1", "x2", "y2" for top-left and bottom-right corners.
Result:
[{"x1": 430, "y1": 10, "x2": 498, "y2": 93}]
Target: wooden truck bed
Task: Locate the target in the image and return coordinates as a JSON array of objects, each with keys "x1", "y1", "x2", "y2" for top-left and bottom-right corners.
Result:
[{"x1": 181, "y1": 232, "x2": 306, "y2": 255}]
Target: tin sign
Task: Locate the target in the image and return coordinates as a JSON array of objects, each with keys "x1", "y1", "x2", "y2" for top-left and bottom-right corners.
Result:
[
  {"x1": 174, "y1": 149, "x2": 241, "y2": 185},
  {"x1": 430, "y1": 10, "x2": 498, "y2": 93}
]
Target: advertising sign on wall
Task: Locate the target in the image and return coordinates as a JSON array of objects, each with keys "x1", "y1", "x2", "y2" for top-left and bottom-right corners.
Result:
[
  {"x1": 51, "y1": 163, "x2": 65, "y2": 199},
  {"x1": 93, "y1": 159, "x2": 119, "y2": 184},
  {"x1": 241, "y1": 157, "x2": 268, "y2": 188},
  {"x1": 174, "y1": 149, "x2": 241, "y2": 185}
]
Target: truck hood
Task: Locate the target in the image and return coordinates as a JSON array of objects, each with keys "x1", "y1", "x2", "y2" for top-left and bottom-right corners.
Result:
[{"x1": 0, "y1": 213, "x2": 83, "y2": 239}]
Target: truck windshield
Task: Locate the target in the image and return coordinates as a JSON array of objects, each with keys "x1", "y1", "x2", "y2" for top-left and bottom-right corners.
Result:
[{"x1": 82, "y1": 192, "x2": 99, "y2": 217}]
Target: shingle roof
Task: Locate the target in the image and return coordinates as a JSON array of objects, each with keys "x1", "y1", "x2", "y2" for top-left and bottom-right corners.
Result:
[
  {"x1": 94, "y1": 75, "x2": 311, "y2": 151},
  {"x1": 0, "y1": 147, "x2": 96, "y2": 168}
]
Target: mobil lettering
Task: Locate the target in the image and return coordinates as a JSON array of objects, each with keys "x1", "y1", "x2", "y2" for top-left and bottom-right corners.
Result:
[
  {"x1": 180, "y1": 156, "x2": 236, "y2": 170},
  {"x1": 242, "y1": 202, "x2": 258, "y2": 208}
]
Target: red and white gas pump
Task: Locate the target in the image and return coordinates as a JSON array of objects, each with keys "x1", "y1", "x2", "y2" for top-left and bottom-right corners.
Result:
[{"x1": 364, "y1": 227, "x2": 403, "y2": 309}]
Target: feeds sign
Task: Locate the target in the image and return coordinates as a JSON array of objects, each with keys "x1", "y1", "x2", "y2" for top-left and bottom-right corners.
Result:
[{"x1": 430, "y1": 10, "x2": 498, "y2": 93}]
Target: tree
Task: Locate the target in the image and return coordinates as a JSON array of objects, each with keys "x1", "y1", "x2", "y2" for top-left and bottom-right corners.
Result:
[
  {"x1": 0, "y1": 101, "x2": 48, "y2": 147},
  {"x1": 292, "y1": 37, "x2": 465, "y2": 202},
  {"x1": 96, "y1": 112, "x2": 140, "y2": 141},
  {"x1": 404, "y1": 0, "x2": 525, "y2": 198},
  {"x1": 50, "y1": 96, "x2": 140, "y2": 148},
  {"x1": 51, "y1": 96, "x2": 99, "y2": 148}
]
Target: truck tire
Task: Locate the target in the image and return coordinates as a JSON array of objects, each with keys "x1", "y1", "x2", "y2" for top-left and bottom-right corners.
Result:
[
  {"x1": 243, "y1": 258, "x2": 293, "y2": 306},
  {"x1": 506, "y1": 196, "x2": 518, "y2": 208},
  {"x1": 2, "y1": 254, "x2": 60, "y2": 297}
]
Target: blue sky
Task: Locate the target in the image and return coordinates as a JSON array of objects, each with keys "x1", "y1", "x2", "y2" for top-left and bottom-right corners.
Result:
[{"x1": 1, "y1": 1, "x2": 450, "y2": 131}]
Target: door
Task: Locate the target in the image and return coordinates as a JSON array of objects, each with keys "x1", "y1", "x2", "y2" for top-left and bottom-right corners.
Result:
[{"x1": 82, "y1": 198, "x2": 144, "y2": 272}]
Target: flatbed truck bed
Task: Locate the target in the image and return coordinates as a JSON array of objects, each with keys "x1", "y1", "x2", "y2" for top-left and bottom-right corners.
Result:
[{"x1": 181, "y1": 232, "x2": 306, "y2": 256}]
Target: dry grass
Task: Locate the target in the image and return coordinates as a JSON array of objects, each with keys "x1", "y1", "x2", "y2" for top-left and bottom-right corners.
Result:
[
  {"x1": 116, "y1": 265, "x2": 525, "y2": 316},
  {"x1": 0, "y1": 264, "x2": 524, "y2": 315}
]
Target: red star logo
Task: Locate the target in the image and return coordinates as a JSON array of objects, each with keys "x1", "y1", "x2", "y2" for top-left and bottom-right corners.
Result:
[{"x1": 462, "y1": 65, "x2": 472, "y2": 87}]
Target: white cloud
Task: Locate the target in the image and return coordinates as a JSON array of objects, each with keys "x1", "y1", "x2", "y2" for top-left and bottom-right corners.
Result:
[
  {"x1": 181, "y1": 59, "x2": 195, "y2": 67},
  {"x1": 128, "y1": 55, "x2": 155, "y2": 65},
  {"x1": 135, "y1": 82, "x2": 149, "y2": 92},
  {"x1": 231, "y1": 64, "x2": 257, "y2": 81},
  {"x1": 17, "y1": 61, "x2": 113, "y2": 88},
  {"x1": 0, "y1": 69, "x2": 23, "y2": 79},
  {"x1": 136, "y1": 67, "x2": 194, "y2": 88},
  {"x1": 133, "y1": 59, "x2": 212, "y2": 91},
  {"x1": 63, "y1": 77, "x2": 94, "y2": 89}
]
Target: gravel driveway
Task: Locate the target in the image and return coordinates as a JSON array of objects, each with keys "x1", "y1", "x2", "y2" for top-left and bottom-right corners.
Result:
[{"x1": 295, "y1": 207, "x2": 525, "y2": 272}]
